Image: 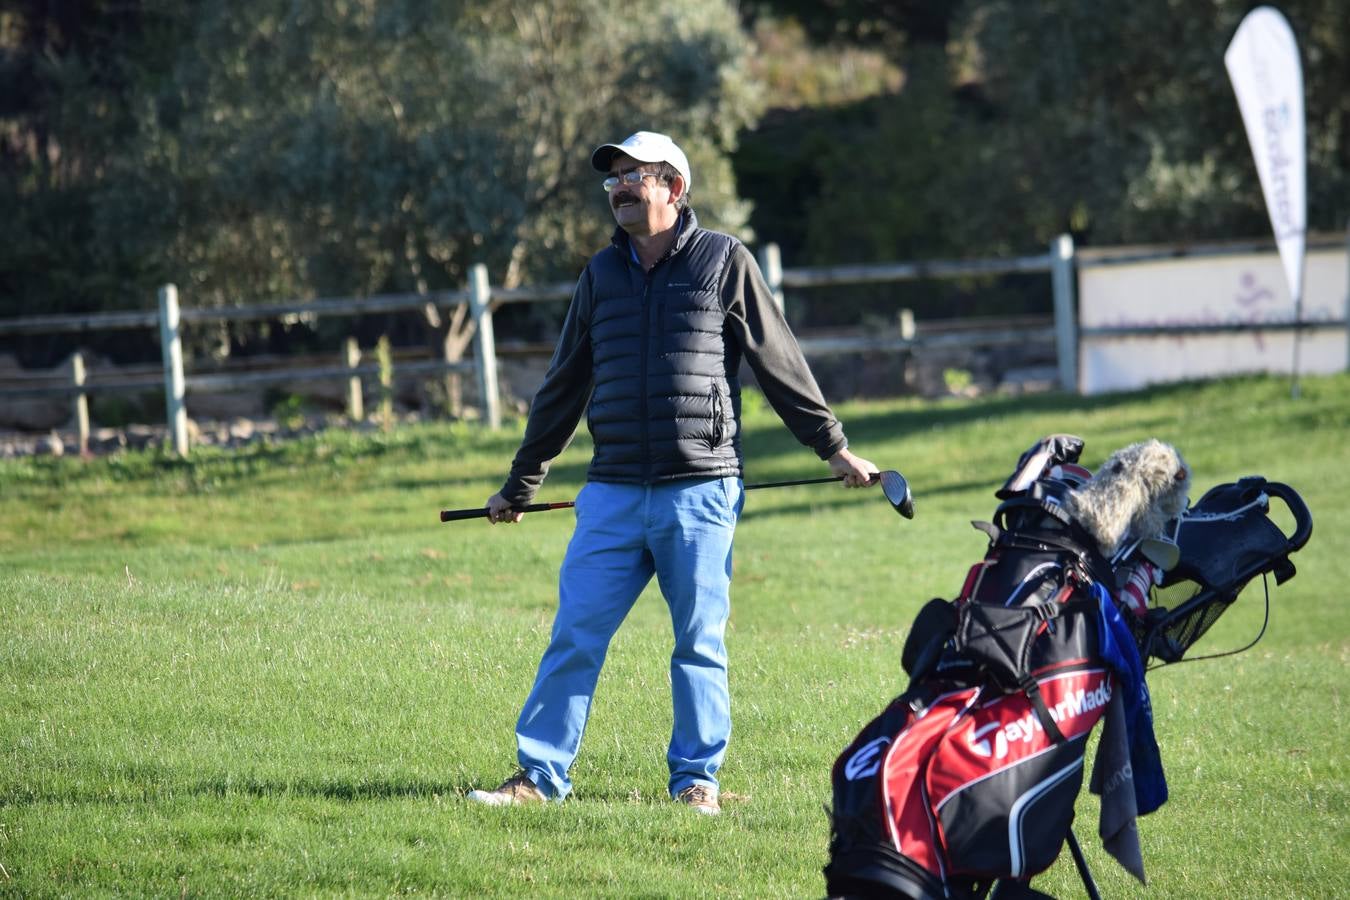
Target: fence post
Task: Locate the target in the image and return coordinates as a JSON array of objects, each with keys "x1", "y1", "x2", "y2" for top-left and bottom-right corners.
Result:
[
  {"x1": 376, "y1": 335, "x2": 394, "y2": 432},
  {"x1": 344, "y1": 337, "x2": 364, "y2": 421},
  {"x1": 157, "y1": 284, "x2": 189, "y2": 456},
  {"x1": 469, "y1": 263, "x2": 501, "y2": 429},
  {"x1": 1050, "y1": 234, "x2": 1078, "y2": 394},
  {"x1": 442, "y1": 306, "x2": 471, "y2": 419},
  {"x1": 757, "y1": 242, "x2": 786, "y2": 314},
  {"x1": 71, "y1": 352, "x2": 90, "y2": 455},
  {"x1": 898, "y1": 309, "x2": 915, "y2": 340}
]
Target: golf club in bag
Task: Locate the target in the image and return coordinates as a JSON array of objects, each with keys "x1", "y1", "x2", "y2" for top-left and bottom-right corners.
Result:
[
  {"x1": 439, "y1": 469, "x2": 915, "y2": 523},
  {"x1": 823, "y1": 436, "x2": 1312, "y2": 900}
]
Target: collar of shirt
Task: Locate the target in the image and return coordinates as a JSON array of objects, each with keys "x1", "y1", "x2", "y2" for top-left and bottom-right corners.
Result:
[{"x1": 617, "y1": 209, "x2": 692, "y2": 269}]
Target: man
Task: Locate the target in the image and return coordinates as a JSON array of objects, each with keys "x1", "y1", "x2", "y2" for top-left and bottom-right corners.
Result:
[{"x1": 469, "y1": 131, "x2": 877, "y2": 815}]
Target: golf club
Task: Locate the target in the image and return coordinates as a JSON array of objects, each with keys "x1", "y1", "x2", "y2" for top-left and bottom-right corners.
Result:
[{"x1": 439, "y1": 469, "x2": 914, "y2": 522}]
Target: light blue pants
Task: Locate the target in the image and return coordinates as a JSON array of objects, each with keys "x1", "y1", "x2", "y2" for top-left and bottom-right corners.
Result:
[{"x1": 514, "y1": 477, "x2": 744, "y2": 801}]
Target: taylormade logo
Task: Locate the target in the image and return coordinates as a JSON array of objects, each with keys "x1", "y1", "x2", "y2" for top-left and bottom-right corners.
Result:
[
  {"x1": 844, "y1": 737, "x2": 890, "y2": 781},
  {"x1": 967, "y1": 678, "x2": 1112, "y2": 759}
]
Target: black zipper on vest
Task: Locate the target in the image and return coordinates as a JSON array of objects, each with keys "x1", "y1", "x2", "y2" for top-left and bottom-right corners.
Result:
[{"x1": 640, "y1": 270, "x2": 652, "y2": 481}]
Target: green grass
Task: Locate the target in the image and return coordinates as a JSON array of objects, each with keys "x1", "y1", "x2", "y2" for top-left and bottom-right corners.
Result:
[{"x1": 2, "y1": 373, "x2": 1348, "y2": 898}]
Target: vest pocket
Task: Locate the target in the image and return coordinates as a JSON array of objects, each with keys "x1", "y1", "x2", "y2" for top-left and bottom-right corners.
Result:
[{"x1": 710, "y1": 383, "x2": 725, "y2": 448}]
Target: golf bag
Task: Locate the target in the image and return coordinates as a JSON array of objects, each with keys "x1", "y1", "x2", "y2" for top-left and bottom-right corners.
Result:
[
  {"x1": 824, "y1": 437, "x2": 1312, "y2": 900},
  {"x1": 825, "y1": 441, "x2": 1117, "y2": 900}
]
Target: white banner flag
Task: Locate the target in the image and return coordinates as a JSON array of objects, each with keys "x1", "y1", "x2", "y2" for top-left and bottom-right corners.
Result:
[{"x1": 1224, "y1": 6, "x2": 1306, "y2": 308}]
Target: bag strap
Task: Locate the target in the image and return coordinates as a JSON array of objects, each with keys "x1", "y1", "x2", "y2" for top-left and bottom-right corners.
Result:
[
  {"x1": 1022, "y1": 593, "x2": 1097, "y2": 745},
  {"x1": 1019, "y1": 674, "x2": 1068, "y2": 744}
]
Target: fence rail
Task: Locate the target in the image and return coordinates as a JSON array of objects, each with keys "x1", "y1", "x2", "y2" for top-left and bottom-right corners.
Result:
[
  {"x1": 3, "y1": 230, "x2": 1347, "y2": 456},
  {"x1": 1079, "y1": 319, "x2": 1347, "y2": 338},
  {"x1": 778, "y1": 252, "x2": 1055, "y2": 288},
  {"x1": 178, "y1": 291, "x2": 471, "y2": 324},
  {"x1": 0, "y1": 310, "x2": 162, "y2": 335}
]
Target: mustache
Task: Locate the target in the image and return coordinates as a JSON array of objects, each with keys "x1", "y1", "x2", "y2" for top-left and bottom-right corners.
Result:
[{"x1": 611, "y1": 191, "x2": 640, "y2": 207}]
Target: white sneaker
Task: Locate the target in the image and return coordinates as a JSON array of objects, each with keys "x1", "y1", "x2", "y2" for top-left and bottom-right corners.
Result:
[
  {"x1": 468, "y1": 771, "x2": 546, "y2": 806},
  {"x1": 676, "y1": 784, "x2": 720, "y2": 815}
]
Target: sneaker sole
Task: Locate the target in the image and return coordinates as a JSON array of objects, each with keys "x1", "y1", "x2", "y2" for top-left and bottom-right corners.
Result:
[{"x1": 468, "y1": 789, "x2": 523, "y2": 807}]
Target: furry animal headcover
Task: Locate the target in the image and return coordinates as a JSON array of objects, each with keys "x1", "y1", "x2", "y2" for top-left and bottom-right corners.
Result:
[{"x1": 1066, "y1": 439, "x2": 1191, "y2": 558}]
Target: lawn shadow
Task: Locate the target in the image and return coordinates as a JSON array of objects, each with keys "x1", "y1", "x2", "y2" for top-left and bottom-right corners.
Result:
[
  {"x1": 408, "y1": 381, "x2": 1219, "y2": 495},
  {"x1": 739, "y1": 381, "x2": 1218, "y2": 471},
  {"x1": 4, "y1": 773, "x2": 471, "y2": 806},
  {"x1": 738, "y1": 475, "x2": 1000, "y2": 524},
  {"x1": 190, "y1": 774, "x2": 467, "y2": 802},
  {"x1": 392, "y1": 456, "x2": 592, "y2": 495}
]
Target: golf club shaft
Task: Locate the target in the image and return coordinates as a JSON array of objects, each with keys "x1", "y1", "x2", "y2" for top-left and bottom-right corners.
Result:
[
  {"x1": 439, "y1": 473, "x2": 880, "y2": 522},
  {"x1": 744, "y1": 474, "x2": 866, "y2": 491}
]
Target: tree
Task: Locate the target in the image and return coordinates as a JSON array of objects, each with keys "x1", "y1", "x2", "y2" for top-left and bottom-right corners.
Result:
[
  {"x1": 2, "y1": 0, "x2": 765, "y2": 362},
  {"x1": 732, "y1": 0, "x2": 1349, "y2": 330},
  {"x1": 743, "y1": 0, "x2": 964, "y2": 54},
  {"x1": 0, "y1": 0, "x2": 168, "y2": 332},
  {"x1": 130, "y1": 0, "x2": 763, "y2": 306},
  {"x1": 797, "y1": 0, "x2": 1350, "y2": 253}
]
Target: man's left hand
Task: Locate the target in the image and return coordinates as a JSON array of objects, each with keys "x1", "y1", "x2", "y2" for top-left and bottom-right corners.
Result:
[{"x1": 828, "y1": 448, "x2": 880, "y2": 487}]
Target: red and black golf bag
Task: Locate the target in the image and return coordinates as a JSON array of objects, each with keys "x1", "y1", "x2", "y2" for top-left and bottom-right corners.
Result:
[
  {"x1": 823, "y1": 436, "x2": 1313, "y2": 900},
  {"x1": 825, "y1": 437, "x2": 1117, "y2": 899}
]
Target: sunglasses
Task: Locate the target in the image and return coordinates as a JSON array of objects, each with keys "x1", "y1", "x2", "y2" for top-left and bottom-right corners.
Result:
[{"x1": 602, "y1": 169, "x2": 670, "y2": 192}]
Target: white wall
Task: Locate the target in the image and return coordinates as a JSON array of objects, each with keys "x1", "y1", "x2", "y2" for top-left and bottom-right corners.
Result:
[{"x1": 1077, "y1": 247, "x2": 1347, "y2": 394}]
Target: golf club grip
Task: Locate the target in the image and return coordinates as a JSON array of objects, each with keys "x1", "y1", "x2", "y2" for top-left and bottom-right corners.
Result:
[
  {"x1": 437, "y1": 510, "x2": 491, "y2": 523},
  {"x1": 438, "y1": 502, "x2": 574, "y2": 522}
]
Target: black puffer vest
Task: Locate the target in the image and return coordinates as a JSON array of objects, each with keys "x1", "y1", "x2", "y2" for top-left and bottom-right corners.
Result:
[{"x1": 585, "y1": 211, "x2": 743, "y2": 483}]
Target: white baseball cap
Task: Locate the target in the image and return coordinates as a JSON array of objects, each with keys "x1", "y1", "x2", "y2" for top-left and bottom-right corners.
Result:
[{"x1": 591, "y1": 131, "x2": 692, "y2": 189}]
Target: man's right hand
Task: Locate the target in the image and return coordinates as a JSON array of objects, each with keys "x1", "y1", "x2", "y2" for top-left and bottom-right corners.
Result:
[
  {"x1": 827, "y1": 447, "x2": 880, "y2": 488},
  {"x1": 486, "y1": 492, "x2": 524, "y2": 524}
]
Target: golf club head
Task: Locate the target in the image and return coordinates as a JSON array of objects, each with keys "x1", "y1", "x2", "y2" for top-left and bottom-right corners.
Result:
[
  {"x1": 1138, "y1": 536, "x2": 1181, "y2": 571},
  {"x1": 879, "y1": 470, "x2": 915, "y2": 519}
]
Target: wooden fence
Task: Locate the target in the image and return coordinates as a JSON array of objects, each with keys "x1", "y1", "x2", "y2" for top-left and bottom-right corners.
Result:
[{"x1": 2, "y1": 231, "x2": 1345, "y2": 456}]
